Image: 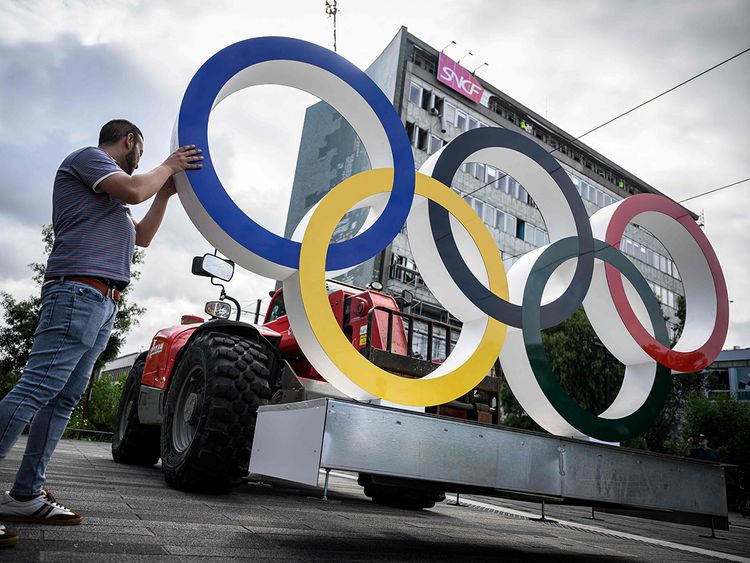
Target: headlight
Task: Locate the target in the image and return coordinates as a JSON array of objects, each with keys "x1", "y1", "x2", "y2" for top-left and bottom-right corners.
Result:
[{"x1": 205, "y1": 301, "x2": 232, "y2": 319}]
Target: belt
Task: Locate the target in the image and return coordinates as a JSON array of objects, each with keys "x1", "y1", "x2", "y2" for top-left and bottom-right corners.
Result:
[{"x1": 44, "y1": 276, "x2": 122, "y2": 302}]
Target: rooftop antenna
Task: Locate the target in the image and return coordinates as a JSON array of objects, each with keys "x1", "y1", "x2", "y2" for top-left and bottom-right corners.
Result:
[
  {"x1": 440, "y1": 40, "x2": 456, "y2": 53},
  {"x1": 325, "y1": 0, "x2": 338, "y2": 52},
  {"x1": 471, "y1": 62, "x2": 488, "y2": 75}
]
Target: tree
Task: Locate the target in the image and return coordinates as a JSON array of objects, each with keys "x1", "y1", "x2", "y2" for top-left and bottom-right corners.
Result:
[
  {"x1": 642, "y1": 294, "x2": 704, "y2": 451},
  {"x1": 0, "y1": 225, "x2": 146, "y2": 399},
  {"x1": 681, "y1": 392, "x2": 750, "y2": 502},
  {"x1": 0, "y1": 292, "x2": 40, "y2": 378}
]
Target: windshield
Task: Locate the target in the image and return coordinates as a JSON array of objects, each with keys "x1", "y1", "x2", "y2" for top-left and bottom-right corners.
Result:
[{"x1": 267, "y1": 293, "x2": 286, "y2": 321}]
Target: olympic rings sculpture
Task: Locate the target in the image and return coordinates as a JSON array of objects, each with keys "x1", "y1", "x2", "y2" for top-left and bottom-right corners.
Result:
[{"x1": 172, "y1": 37, "x2": 729, "y2": 441}]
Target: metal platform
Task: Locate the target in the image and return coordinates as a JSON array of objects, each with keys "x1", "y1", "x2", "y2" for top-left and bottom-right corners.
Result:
[{"x1": 249, "y1": 398, "x2": 728, "y2": 529}]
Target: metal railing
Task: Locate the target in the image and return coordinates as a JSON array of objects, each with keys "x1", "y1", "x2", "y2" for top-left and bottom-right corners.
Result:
[
  {"x1": 364, "y1": 305, "x2": 457, "y2": 362},
  {"x1": 388, "y1": 263, "x2": 424, "y2": 287},
  {"x1": 707, "y1": 389, "x2": 750, "y2": 402}
]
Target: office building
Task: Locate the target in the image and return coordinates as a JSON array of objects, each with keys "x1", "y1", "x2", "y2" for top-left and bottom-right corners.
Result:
[{"x1": 285, "y1": 27, "x2": 687, "y2": 356}]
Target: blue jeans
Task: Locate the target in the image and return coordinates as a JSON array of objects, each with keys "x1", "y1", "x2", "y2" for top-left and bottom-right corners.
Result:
[{"x1": 0, "y1": 280, "x2": 117, "y2": 496}]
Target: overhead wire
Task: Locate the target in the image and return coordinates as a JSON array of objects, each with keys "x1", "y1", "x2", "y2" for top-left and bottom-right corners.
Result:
[
  {"x1": 462, "y1": 45, "x2": 750, "y2": 200},
  {"x1": 678, "y1": 177, "x2": 750, "y2": 203}
]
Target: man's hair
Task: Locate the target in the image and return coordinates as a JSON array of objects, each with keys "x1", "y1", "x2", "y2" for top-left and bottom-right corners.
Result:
[{"x1": 98, "y1": 119, "x2": 144, "y2": 146}]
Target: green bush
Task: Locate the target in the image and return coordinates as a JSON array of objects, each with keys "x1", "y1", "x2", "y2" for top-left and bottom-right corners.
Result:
[
  {"x1": 87, "y1": 376, "x2": 125, "y2": 432},
  {"x1": 66, "y1": 374, "x2": 126, "y2": 438},
  {"x1": 0, "y1": 370, "x2": 19, "y2": 401},
  {"x1": 681, "y1": 392, "x2": 750, "y2": 503}
]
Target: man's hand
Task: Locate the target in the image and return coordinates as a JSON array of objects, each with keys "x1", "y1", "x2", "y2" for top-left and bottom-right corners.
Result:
[
  {"x1": 164, "y1": 145, "x2": 203, "y2": 174},
  {"x1": 100, "y1": 145, "x2": 203, "y2": 205}
]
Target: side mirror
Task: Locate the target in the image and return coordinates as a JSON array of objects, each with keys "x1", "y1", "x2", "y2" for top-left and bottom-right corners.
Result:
[
  {"x1": 192, "y1": 254, "x2": 234, "y2": 282},
  {"x1": 205, "y1": 301, "x2": 232, "y2": 319},
  {"x1": 367, "y1": 281, "x2": 384, "y2": 292},
  {"x1": 394, "y1": 288, "x2": 414, "y2": 311},
  {"x1": 400, "y1": 289, "x2": 414, "y2": 306}
]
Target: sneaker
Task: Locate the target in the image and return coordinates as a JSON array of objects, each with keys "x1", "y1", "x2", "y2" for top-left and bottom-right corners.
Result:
[
  {"x1": 0, "y1": 490, "x2": 81, "y2": 525},
  {"x1": 0, "y1": 524, "x2": 18, "y2": 547}
]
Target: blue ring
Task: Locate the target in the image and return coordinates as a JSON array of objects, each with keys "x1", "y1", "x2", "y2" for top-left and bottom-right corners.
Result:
[{"x1": 177, "y1": 37, "x2": 415, "y2": 271}]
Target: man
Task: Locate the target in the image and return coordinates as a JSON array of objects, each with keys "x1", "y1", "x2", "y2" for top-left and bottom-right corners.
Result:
[
  {"x1": 684, "y1": 433, "x2": 720, "y2": 462},
  {"x1": 0, "y1": 120, "x2": 202, "y2": 546}
]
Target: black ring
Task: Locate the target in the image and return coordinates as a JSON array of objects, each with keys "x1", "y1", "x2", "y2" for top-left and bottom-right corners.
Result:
[{"x1": 427, "y1": 127, "x2": 594, "y2": 329}]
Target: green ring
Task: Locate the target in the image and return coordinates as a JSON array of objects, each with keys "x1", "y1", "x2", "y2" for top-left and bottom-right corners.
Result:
[{"x1": 522, "y1": 237, "x2": 671, "y2": 442}]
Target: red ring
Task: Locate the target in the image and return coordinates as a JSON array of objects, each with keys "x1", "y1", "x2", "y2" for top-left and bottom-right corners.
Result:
[{"x1": 604, "y1": 194, "x2": 728, "y2": 372}]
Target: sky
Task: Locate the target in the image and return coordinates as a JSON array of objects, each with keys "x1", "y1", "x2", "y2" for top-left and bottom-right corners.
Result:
[{"x1": 0, "y1": 0, "x2": 748, "y2": 356}]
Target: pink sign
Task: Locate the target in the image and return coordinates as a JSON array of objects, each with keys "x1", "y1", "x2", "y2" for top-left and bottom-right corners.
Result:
[{"x1": 437, "y1": 52, "x2": 485, "y2": 103}]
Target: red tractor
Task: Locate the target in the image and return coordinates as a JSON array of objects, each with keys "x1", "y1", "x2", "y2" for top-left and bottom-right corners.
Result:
[{"x1": 112, "y1": 254, "x2": 499, "y2": 508}]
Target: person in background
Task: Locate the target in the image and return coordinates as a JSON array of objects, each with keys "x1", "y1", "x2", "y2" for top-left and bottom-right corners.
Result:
[{"x1": 684, "y1": 433, "x2": 720, "y2": 462}]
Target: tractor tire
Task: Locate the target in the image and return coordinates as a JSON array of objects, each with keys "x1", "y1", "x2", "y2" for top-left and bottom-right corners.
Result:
[
  {"x1": 112, "y1": 353, "x2": 161, "y2": 466},
  {"x1": 358, "y1": 473, "x2": 446, "y2": 510},
  {"x1": 160, "y1": 330, "x2": 274, "y2": 492}
]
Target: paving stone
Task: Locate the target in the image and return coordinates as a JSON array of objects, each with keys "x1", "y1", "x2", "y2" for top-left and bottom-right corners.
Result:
[{"x1": 1, "y1": 437, "x2": 746, "y2": 561}]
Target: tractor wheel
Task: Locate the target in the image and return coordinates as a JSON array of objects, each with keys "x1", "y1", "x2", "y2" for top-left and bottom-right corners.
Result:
[
  {"x1": 160, "y1": 331, "x2": 274, "y2": 492},
  {"x1": 112, "y1": 353, "x2": 161, "y2": 466},
  {"x1": 358, "y1": 473, "x2": 446, "y2": 510}
]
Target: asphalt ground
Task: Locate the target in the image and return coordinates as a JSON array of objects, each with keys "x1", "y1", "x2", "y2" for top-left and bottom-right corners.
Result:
[{"x1": 0, "y1": 437, "x2": 748, "y2": 562}]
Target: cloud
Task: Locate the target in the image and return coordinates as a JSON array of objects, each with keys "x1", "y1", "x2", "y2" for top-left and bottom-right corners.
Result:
[{"x1": 0, "y1": 34, "x2": 167, "y2": 228}]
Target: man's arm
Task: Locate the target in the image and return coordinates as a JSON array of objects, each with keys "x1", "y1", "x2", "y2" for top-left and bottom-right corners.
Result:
[
  {"x1": 99, "y1": 145, "x2": 202, "y2": 204},
  {"x1": 683, "y1": 437, "x2": 694, "y2": 456},
  {"x1": 133, "y1": 178, "x2": 177, "y2": 247}
]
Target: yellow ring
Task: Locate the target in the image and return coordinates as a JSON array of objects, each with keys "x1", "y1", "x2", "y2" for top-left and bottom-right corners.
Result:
[{"x1": 297, "y1": 168, "x2": 507, "y2": 406}]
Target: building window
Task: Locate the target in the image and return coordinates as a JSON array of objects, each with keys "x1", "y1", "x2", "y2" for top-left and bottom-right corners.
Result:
[
  {"x1": 416, "y1": 127, "x2": 428, "y2": 151},
  {"x1": 432, "y1": 95, "x2": 444, "y2": 115},
  {"x1": 524, "y1": 223, "x2": 547, "y2": 247},
  {"x1": 472, "y1": 198, "x2": 484, "y2": 219},
  {"x1": 512, "y1": 181, "x2": 528, "y2": 204},
  {"x1": 516, "y1": 219, "x2": 525, "y2": 240},
  {"x1": 405, "y1": 121, "x2": 416, "y2": 145},
  {"x1": 409, "y1": 82, "x2": 422, "y2": 106},
  {"x1": 489, "y1": 96, "x2": 503, "y2": 116},
  {"x1": 389, "y1": 253, "x2": 424, "y2": 286},
  {"x1": 444, "y1": 102, "x2": 456, "y2": 125},
  {"x1": 427, "y1": 134, "x2": 443, "y2": 155},
  {"x1": 504, "y1": 213, "x2": 516, "y2": 235},
  {"x1": 411, "y1": 46, "x2": 436, "y2": 74},
  {"x1": 483, "y1": 205, "x2": 494, "y2": 226},
  {"x1": 421, "y1": 88, "x2": 432, "y2": 110},
  {"x1": 486, "y1": 166, "x2": 498, "y2": 187},
  {"x1": 494, "y1": 209, "x2": 506, "y2": 231},
  {"x1": 622, "y1": 235, "x2": 679, "y2": 280},
  {"x1": 455, "y1": 109, "x2": 467, "y2": 131},
  {"x1": 468, "y1": 116, "x2": 479, "y2": 130},
  {"x1": 474, "y1": 162, "x2": 486, "y2": 182},
  {"x1": 498, "y1": 175, "x2": 510, "y2": 195}
]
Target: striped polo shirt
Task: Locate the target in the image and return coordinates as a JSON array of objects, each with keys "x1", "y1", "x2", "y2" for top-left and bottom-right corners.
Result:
[{"x1": 45, "y1": 147, "x2": 135, "y2": 286}]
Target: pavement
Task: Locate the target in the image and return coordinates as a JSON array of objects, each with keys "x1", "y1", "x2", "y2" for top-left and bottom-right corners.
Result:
[{"x1": 0, "y1": 437, "x2": 748, "y2": 562}]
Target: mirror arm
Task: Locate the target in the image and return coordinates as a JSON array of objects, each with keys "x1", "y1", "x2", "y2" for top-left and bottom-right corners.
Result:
[{"x1": 220, "y1": 288, "x2": 242, "y2": 322}]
